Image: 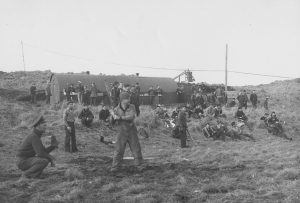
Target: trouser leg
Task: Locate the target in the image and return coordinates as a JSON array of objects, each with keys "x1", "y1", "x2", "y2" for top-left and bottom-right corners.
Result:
[
  {"x1": 135, "y1": 105, "x2": 140, "y2": 116},
  {"x1": 17, "y1": 157, "x2": 49, "y2": 178},
  {"x1": 111, "y1": 133, "x2": 128, "y2": 169},
  {"x1": 127, "y1": 128, "x2": 143, "y2": 165},
  {"x1": 69, "y1": 123, "x2": 77, "y2": 152},
  {"x1": 64, "y1": 126, "x2": 71, "y2": 152},
  {"x1": 180, "y1": 130, "x2": 187, "y2": 148}
]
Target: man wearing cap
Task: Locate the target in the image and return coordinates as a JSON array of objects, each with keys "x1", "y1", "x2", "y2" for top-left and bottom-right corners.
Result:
[
  {"x1": 77, "y1": 81, "x2": 85, "y2": 105},
  {"x1": 130, "y1": 86, "x2": 140, "y2": 116},
  {"x1": 63, "y1": 101, "x2": 78, "y2": 152},
  {"x1": 16, "y1": 115, "x2": 58, "y2": 179},
  {"x1": 78, "y1": 105, "x2": 94, "y2": 127},
  {"x1": 110, "y1": 92, "x2": 143, "y2": 172},
  {"x1": 45, "y1": 82, "x2": 51, "y2": 105},
  {"x1": 30, "y1": 83, "x2": 37, "y2": 104},
  {"x1": 264, "y1": 97, "x2": 269, "y2": 110}
]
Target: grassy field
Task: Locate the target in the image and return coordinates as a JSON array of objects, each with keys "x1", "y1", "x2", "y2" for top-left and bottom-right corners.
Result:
[{"x1": 0, "y1": 75, "x2": 299, "y2": 203}]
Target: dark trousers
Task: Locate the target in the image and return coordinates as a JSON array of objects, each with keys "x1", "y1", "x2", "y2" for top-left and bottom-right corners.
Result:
[
  {"x1": 180, "y1": 129, "x2": 187, "y2": 148},
  {"x1": 251, "y1": 101, "x2": 257, "y2": 108},
  {"x1": 149, "y1": 96, "x2": 154, "y2": 105},
  {"x1": 65, "y1": 122, "x2": 77, "y2": 152},
  {"x1": 46, "y1": 95, "x2": 50, "y2": 104},
  {"x1": 31, "y1": 94, "x2": 36, "y2": 103},
  {"x1": 66, "y1": 94, "x2": 71, "y2": 102},
  {"x1": 17, "y1": 157, "x2": 49, "y2": 178},
  {"x1": 111, "y1": 125, "x2": 143, "y2": 170},
  {"x1": 81, "y1": 118, "x2": 93, "y2": 127},
  {"x1": 90, "y1": 97, "x2": 97, "y2": 106},
  {"x1": 135, "y1": 105, "x2": 140, "y2": 116}
]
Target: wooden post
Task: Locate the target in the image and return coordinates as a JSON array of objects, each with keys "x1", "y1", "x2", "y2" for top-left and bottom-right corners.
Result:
[{"x1": 225, "y1": 44, "x2": 228, "y2": 91}]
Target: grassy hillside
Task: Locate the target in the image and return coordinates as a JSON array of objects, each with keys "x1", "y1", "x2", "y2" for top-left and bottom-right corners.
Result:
[{"x1": 0, "y1": 77, "x2": 299, "y2": 202}]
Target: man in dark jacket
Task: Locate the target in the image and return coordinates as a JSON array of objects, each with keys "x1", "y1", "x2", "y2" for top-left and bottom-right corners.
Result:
[
  {"x1": 250, "y1": 90, "x2": 258, "y2": 108},
  {"x1": 99, "y1": 104, "x2": 110, "y2": 122},
  {"x1": 90, "y1": 82, "x2": 98, "y2": 106},
  {"x1": 45, "y1": 82, "x2": 51, "y2": 104},
  {"x1": 78, "y1": 105, "x2": 94, "y2": 127},
  {"x1": 30, "y1": 83, "x2": 37, "y2": 104},
  {"x1": 130, "y1": 87, "x2": 140, "y2": 116},
  {"x1": 148, "y1": 86, "x2": 155, "y2": 105},
  {"x1": 16, "y1": 115, "x2": 58, "y2": 179},
  {"x1": 235, "y1": 107, "x2": 248, "y2": 122},
  {"x1": 111, "y1": 82, "x2": 120, "y2": 107}
]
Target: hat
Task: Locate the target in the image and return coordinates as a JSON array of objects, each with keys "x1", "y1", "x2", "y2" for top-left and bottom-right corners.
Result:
[
  {"x1": 119, "y1": 92, "x2": 130, "y2": 101},
  {"x1": 78, "y1": 81, "x2": 82, "y2": 83},
  {"x1": 30, "y1": 115, "x2": 45, "y2": 128}
]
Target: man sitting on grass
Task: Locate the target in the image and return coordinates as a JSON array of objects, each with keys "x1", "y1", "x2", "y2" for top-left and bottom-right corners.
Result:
[
  {"x1": 16, "y1": 114, "x2": 58, "y2": 179},
  {"x1": 78, "y1": 105, "x2": 94, "y2": 127}
]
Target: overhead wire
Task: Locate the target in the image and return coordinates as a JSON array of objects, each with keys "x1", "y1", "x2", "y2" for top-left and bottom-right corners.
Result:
[{"x1": 21, "y1": 41, "x2": 296, "y2": 79}]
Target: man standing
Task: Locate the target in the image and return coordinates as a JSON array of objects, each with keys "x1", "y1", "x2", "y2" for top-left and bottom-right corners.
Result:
[
  {"x1": 77, "y1": 81, "x2": 85, "y2": 105},
  {"x1": 177, "y1": 106, "x2": 188, "y2": 148},
  {"x1": 135, "y1": 82, "x2": 141, "y2": 95},
  {"x1": 63, "y1": 101, "x2": 78, "y2": 153},
  {"x1": 78, "y1": 105, "x2": 94, "y2": 127},
  {"x1": 148, "y1": 86, "x2": 155, "y2": 105},
  {"x1": 65, "y1": 83, "x2": 71, "y2": 102},
  {"x1": 264, "y1": 97, "x2": 269, "y2": 110},
  {"x1": 111, "y1": 82, "x2": 120, "y2": 107},
  {"x1": 250, "y1": 90, "x2": 258, "y2": 108},
  {"x1": 30, "y1": 83, "x2": 37, "y2": 104},
  {"x1": 45, "y1": 82, "x2": 51, "y2": 104},
  {"x1": 16, "y1": 115, "x2": 58, "y2": 179},
  {"x1": 130, "y1": 87, "x2": 140, "y2": 116},
  {"x1": 90, "y1": 82, "x2": 98, "y2": 106},
  {"x1": 110, "y1": 92, "x2": 143, "y2": 172}
]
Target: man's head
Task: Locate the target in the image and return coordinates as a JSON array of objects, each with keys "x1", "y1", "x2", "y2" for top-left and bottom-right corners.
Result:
[
  {"x1": 252, "y1": 90, "x2": 255, "y2": 93},
  {"x1": 31, "y1": 115, "x2": 47, "y2": 134},
  {"x1": 83, "y1": 104, "x2": 89, "y2": 109},
  {"x1": 271, "y1": 112, "x2": 276, "y2": 117},
  {"x1": 119, "y1": 92, "x2": 130, "y2": 106},
  {"x1": 238, "y1": 107, "x2": 243, "y2": 111}
]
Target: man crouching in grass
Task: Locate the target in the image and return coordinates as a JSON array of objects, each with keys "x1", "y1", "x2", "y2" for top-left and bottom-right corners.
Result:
[
  {"x1": 110, "y1": 92, "x2": 143, "y2": 172},
  {"x1": 16, "y1": 114, "x2": 58, "y2": 179}
]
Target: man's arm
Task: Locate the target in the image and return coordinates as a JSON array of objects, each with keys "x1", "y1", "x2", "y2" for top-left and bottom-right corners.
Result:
[
  {"x1": 32, "y1": 136, "x2": 53, "y2": 161},
  {"x1": 120, "y1": 106, "x2": 136, "y2": 121}
]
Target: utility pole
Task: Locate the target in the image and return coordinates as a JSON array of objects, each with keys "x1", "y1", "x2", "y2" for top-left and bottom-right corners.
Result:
[
  {"x1": 21, "y1": 41, "x2": 26, "y2": 71},
  {"x1": 225, "y1": 44, "x2": 228, "y2": 91}
]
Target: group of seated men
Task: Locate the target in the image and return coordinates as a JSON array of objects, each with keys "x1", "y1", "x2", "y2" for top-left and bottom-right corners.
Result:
[{"x1": 78, "y1": 104, "x2": 111, "y2": 127}]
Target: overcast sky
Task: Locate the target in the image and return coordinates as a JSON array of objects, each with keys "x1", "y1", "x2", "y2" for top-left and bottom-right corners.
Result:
[{"x1": 1, "y1": 0, "x2": 299, "y2": 85}]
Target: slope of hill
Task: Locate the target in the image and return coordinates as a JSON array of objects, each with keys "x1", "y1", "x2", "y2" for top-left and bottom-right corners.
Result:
[{"x1": 0, "y1": 76, "x2": 299, "y2": 203}]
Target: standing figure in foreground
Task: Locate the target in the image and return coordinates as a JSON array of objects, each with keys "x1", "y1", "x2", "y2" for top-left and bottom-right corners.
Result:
[
  {"x1": 16, "y1": 115, "x2": 58, "y2": 179},
  {"x1": 177, "y1": 106, "x2": 188, "y2": 148},
  {"x1": 110, "y1": 92, "x2": 143, "y2": 172},
  {"x1": 45, "y1": 82, "x2": 51, "y2": 104},
  {"x1": 63, "y1": 101, "x2": 78, "y2": 153}
]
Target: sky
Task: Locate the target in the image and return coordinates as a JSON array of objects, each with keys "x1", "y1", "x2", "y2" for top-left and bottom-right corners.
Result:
[{"x1": 0, "y1": 0, "x2": 300, "y2": 86}]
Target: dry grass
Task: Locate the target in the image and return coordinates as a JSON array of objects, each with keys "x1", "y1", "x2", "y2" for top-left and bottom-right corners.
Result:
[{"x1": 0, "y1": 76, "x2": 299, "y2": 202}]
